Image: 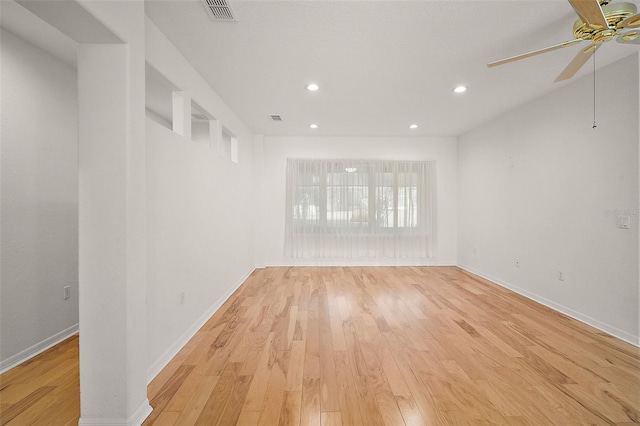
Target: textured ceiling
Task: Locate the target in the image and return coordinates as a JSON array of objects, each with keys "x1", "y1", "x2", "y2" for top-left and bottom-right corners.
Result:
[{"x1": 145, "y1": 0, "x2": 639, "y2": 137}]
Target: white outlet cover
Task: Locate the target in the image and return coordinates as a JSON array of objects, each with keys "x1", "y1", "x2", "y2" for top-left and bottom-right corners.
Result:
[{"x1": 617, "y1": 216, "x2": 631, "y2": 229}]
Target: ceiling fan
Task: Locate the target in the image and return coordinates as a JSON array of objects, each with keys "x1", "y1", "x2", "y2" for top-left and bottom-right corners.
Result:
[{"x1": 488, "y1": 0, "x2": 640, "y2": 82}]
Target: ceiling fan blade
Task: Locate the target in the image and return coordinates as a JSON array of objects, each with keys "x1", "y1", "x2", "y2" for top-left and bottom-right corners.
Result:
[
  {"x1": 568, "y1": 0, "x2": 609, "y2": 29},
  {"x1": 487, "y1": 39, "x2": 584, "y2": 68},
  {"x1": 554, "y1": 43, "x2": 600, "y2": 82},
  {"x1": 617, "y1": 30, "x2": 640, "y2": 44},
  {"x1": 619, "y1": 13, "x2": 640, "y2": 28}
]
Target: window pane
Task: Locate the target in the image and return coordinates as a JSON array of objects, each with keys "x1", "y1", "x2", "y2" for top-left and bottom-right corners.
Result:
[
  {"x1": 293, "y1": 185, "x2": 320, "y2": 224},
  {"x1": 397, "y1": 173, "x2": 418, "y2": 228},
  {"x1": 374, "y1": 185, "x2": 392, "y2": 228},
  {"x1": 327, "y1": 172, "x2": 368, "y2": 226},
  {"x1": 397, "y1": 186, "x2": 417, "y2": 227}
]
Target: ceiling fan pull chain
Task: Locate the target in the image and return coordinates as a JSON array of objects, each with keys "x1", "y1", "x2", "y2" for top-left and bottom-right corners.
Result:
[{"x1": 592, "y1": 49, "x2": 597, "y2": 129}]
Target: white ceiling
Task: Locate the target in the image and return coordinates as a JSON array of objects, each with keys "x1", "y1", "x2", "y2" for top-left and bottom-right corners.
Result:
[
  {"x1": 145, "y1": 0, "x2": 639, "y2": 137},
  {"x1": 1, "y1": 0, "x2": 77, "y2": 67},
  {"x1": 2, "y1": 1, "x2": 637, "y2": 137}
]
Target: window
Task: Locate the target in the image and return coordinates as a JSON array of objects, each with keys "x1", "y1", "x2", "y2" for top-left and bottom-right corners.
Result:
[{"x1": 285, "y1": 159, "x2": 436, "y2": 259}]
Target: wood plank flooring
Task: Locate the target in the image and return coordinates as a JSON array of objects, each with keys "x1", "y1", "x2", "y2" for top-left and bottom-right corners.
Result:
[
  {"x1": 1, "y1": 266, "x2": 639, "y2": 425},
  {"x1": 0, "y1": 335, "x2": 79, "y2": 426}
]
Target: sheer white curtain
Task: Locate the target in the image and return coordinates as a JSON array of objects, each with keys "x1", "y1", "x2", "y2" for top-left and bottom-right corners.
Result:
[{"x1": 284, "y1": 159, "x2": 437, "y2": 261}]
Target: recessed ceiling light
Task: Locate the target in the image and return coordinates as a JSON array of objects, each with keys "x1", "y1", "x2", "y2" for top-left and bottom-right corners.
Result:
[
  {"x1": 409, "y1": 124, "x2": 418, "y2": 129},
  {"x1": 306, "y1": 83, "x2": 319, "y2": 92},
  {"x1": 309, "y1": 123, "x2": 318, "y2": 129},
  {"x1": 453, "y1": 85, "x2": 467, "y2": 94}
]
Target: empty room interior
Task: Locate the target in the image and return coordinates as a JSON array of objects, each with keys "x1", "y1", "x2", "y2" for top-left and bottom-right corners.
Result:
[{"x1": 1, "y1": 0, "x2": 639, "y2": 425}]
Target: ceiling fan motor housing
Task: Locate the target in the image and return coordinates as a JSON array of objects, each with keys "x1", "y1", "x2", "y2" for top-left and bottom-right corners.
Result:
[
  {"x1": 487, "y1": 0, "x2": 640, "y2": 81},
  {"x1": 573, "y1": 2, "x2": 637, "y2": 41}
]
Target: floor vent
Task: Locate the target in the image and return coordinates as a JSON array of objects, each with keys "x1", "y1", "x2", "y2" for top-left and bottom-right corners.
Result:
[
  {"x1": 269, "y1": 114, "x2": 283, "y2": 121},
  {"x1": 200, "y1": 0, "x2": 237, "y2": 22}
]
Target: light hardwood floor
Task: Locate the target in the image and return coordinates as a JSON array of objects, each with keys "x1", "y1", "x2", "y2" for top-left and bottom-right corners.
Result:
[
  {"x1": 1, "y1": 267, "x2": 639, "y2": 425},
  {"x1": 0, "y1": 334, "x2": 79, "y2": 425}
]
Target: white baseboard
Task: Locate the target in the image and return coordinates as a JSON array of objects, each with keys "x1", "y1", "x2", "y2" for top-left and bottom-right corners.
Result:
[
  {"x1": 265, "y1": 259, "x2": 447, "y2": 267},
  {"x1": 458, "y1": 264, "x2": 640, "y2": 348},
  {"x1": 128, "y1": 400, "x2": 153, "y2": 426},
  {"x1": 146, "y1": 268, "x2": 256, "y2": 383},
  {"x1": 0, "y1": 323, "x2": 79, "y2": 374},
  {"x1": 78, "y1": 399, "x2": 152, "y2": 426}
]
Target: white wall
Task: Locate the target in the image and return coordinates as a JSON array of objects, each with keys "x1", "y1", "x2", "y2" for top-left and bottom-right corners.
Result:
[
  {"x1": 0, "y1": 29, "x2": 79, "y2": 367},
  {"x1": 146, "y1": 121, "x2": 256, "y2": 377},
  {"x1": 145, "y1": 19, "x2": 256, "y2": 380},
  {"x1": 458, "y1": 54, "x2": 639, "y2": 345},
  {"x1": 260, "y1": 136, "x2": 457, "y2": 266}
]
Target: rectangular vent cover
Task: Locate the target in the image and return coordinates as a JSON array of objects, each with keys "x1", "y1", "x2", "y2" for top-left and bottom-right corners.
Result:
[
  {"x1": 200, "y1": 0, "x2": 237, "y2": 21},
  {"x1": 269, "y1": 114, "x2": 283, "y2": 121}
]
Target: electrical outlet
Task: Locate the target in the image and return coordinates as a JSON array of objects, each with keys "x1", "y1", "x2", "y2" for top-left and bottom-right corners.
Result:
[
  {"x1": 515, "y1": 259, "x2": 520, "y2": 268},
  {"x1": 180, "y1": 291, "x2": 185, "y2": 305},
  {"x1": 473, "y1": 247, "x2": 477, "y2": 255},
  {"x1": 557, "y1": 271, "x2": 564, "y2": 281},
  {"x1": 63, "y1": 286, "x2": 71, "y2": 300},
  {"x1": 617, "y1": 216, "x2": 631, "y2": 229}
]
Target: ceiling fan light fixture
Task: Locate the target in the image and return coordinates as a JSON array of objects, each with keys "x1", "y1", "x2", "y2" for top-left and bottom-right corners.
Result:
[
  {"x1": 453, "y1": 85, "x2": 467, "y2": 94},
  {"x1": 309, "y1": 123, "x2": 318, "y2": 129},
  {"x1": 306, "y1": 83, "x2": 319, "y2": 92},
  {"x1": 409, "y1": 124, "x2": 418, "y2": 129}
]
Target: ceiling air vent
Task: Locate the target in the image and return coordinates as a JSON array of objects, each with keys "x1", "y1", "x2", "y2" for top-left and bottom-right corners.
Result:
[
  {"x1": 200, "y1": 0, "x2": 237, "y2": 22},
  {"x1": 269, "y1": 114, "x2": 283, "y2": 122}
]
